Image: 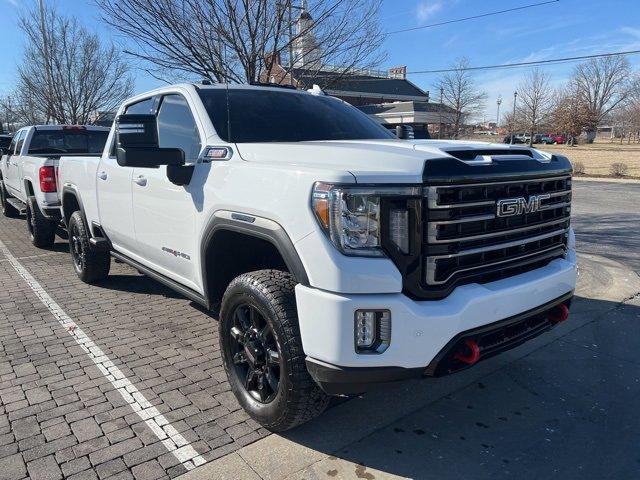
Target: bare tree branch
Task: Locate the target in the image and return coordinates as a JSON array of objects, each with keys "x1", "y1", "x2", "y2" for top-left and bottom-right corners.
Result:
[
  {"x1": 571, "y1": 55, "x2": 631, "y2": 135},
  {"x1": 435, "y1": 57, "x2": 487, "y2": 138},
  {"x1": 17, "y1": 3, "x2": 133, "y2": 124},
  {"x1": 94, "y1": 0, "x2": 386, "y2": 84},
  {"x1": 517, "y1": 68, "x2": 553, "y2": 146}
]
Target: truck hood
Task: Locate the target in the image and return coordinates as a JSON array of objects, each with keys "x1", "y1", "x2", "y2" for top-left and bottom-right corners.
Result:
[{"x1": 235, "y1": 139, "x2": 541, "y2": 183}]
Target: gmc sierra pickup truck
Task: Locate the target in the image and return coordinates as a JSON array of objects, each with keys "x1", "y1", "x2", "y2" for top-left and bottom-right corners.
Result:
[
  {"x1": 57, "y1": 83, "x2": 577, "y2": 431},
  {"x1": 0, "y1": 125, "x2": 109, "y2": 247}
]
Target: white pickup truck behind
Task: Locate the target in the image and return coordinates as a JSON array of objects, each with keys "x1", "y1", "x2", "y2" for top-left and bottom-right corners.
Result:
[
  {"x1": 0, "y1": 125, "x2": 109, "y2": 246},
  {"x1": 58, "y1": 83, "x2": 577, "y2": 431}
]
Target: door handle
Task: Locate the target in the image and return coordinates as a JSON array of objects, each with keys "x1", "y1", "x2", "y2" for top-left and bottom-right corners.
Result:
[
  {"x1": 133, "y1": 175, "x2": 147, "y2": 186},
  {"x1": 97, "y1": 171, "x2": 107, "y2": 180}
]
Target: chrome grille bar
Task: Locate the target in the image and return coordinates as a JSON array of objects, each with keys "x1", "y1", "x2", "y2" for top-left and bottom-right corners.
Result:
[{"x1": 427, "y1": 216, "x2": 571, "y2": 243}]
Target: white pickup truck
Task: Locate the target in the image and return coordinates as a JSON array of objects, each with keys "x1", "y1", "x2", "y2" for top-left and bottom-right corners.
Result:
[
  {"x1": 0, "y1": 125, "x2": 109, "y2": 247},
  {"x1": 57, "y1": 83, "x2": 577, "y2": 431}
]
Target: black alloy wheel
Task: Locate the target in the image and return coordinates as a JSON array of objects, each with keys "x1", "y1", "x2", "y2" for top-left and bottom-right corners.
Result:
[
  {"x1": 228, "y1": 303, "x2": 281, "y2": 404},
  {"x1": 70, "y1": 221, "x2": 84, "y2": 273}
]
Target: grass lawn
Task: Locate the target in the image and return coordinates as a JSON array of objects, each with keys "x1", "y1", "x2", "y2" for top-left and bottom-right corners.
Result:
[
  {"x1": 539, "y1": 141, "x2": 640, "y2": 178},
  {"x1": 459, "y1": 136, "x2": 640, "y2": 178}
]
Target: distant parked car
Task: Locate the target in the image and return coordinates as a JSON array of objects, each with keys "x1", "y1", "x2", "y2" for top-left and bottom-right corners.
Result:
[
  {"x1": 553, "y1": 134, "x2": 566, "y2": 144},
  {"x1": 503, "y1": 134, "x2": 526, "y2": 144},
  {"x1": 538, "y1": 135, "x2": 556, "y2": 144}
]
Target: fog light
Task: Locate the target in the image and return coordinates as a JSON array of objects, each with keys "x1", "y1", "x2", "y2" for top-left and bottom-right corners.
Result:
[{"x1": 354, "y1": 310, "x2": 391, "y2": 353}]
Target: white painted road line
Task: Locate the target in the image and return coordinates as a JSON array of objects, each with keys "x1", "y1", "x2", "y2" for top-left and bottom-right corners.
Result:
[{"x1": 0, "y1": 239, "x2": 207, "y2": 471}]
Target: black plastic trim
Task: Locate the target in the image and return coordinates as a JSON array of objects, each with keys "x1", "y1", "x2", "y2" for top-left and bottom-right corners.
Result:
[
  {"x1": 305, "y1": 359, "x2": 423, "y2": 395},
  {"x1": 424, "y1": 291, "x2": 574, "y2": 376},
  {"x1": 200, "y1": 214, "x2": 310, "y2": 306},
  {"x1": 61, "y1": 185, "x2": 87, "y2": 227},
  {"x1": 110, "y1": 250, "x2": 208, "y2": 308}
]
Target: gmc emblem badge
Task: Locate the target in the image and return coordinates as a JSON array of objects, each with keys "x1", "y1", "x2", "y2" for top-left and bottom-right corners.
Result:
[{"x1": 496, "y1": 193, "x2": 550, "y2": 217}]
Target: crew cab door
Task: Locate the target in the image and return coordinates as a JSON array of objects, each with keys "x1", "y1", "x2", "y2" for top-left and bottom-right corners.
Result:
[
  {"x1": 131, "y1": 93, "x2": 201, "y2": 292},
  {"x1": 4, "y1": 129, "x2": 26, "y2": 195},
  {"x1": 97, "y1": 98, "x2": 155, "y2": 256}
]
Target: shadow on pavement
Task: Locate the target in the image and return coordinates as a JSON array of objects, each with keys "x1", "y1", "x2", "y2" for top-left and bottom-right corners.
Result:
[
  {"x1": 91, "y1": 272, "x2": 184, "y2": 299},
  {"x1": 280, "y1": 294, "x2": 640, "y2": 480}
]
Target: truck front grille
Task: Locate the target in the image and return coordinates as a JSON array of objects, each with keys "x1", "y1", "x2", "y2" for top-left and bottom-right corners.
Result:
[{"x1": 422, "y1": 175, "x2": 571, "y2": 292}]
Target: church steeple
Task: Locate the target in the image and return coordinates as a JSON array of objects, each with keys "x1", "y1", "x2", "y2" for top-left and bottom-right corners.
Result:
[{"x1": 293, "y1": 0, "x2": 320, "y2": 68}]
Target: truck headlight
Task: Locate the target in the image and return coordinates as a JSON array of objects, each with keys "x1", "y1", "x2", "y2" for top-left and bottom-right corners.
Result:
[{"x1": 312, "y1": 182, "x2": 420, "y2": 257}]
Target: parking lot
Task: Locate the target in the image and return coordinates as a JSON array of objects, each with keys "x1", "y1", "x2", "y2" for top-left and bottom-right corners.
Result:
[{"x1": 0, "y1": 179, "x2": 639, "y2": 480}]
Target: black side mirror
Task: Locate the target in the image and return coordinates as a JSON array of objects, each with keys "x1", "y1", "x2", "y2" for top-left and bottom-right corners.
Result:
[{"x1": 115, "y1": 114, "x2": 184, "y2": 168}]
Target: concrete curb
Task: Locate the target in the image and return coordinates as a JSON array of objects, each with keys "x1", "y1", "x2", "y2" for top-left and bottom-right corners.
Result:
[
  {"x1": 573, "y1": 176, "x2": 640, "y2": 184},
  {"x1": 177, "y1": 253, "x2": 640, "y2": 480}
]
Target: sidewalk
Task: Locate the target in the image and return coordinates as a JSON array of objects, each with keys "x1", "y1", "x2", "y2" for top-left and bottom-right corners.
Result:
[{"x1": 573, "y1": 175, "x2": 640, "y2": 183}]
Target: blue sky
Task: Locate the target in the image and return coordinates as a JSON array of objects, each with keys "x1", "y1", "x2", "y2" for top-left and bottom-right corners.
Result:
[{"x1": 1, "y1": 0, "x2": 639, "y2": 121}]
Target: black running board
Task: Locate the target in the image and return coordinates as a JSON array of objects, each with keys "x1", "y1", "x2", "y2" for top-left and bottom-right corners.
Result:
[
  {"x1": 7, "y1": 197, "x2": 26, "y2": 215},
  {"x1": 110, "y1": 250, "x2": 209, "y2": 309}
]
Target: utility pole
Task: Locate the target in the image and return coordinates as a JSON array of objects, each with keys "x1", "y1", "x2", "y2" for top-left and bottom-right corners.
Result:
[
  {"x1": 439, "y1": 87, "x2": 444, "y2": 139},
  {"x1": 496, "y1": 95, "x2": 502, "y2": 128},
  {"x1": 510, "y1": 91, "x2": 517, "y2": 145},
  {"x1": 39, "y1": 0, "x2": 53, "y2": 124}
]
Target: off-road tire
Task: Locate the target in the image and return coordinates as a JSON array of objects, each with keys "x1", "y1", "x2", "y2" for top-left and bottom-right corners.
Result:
[
  {"x1": 68, "y1": 211, "x2": 110, "y2": 283},
  {"x1": 26, "y1": 196, "x2": 56, "y2": 248},
  {"x1": 0, "y1": 181, "x2": 19, "y2": 218},
  {"x1": 220, "y1": 269, "x2": 329, "y2": 431}
]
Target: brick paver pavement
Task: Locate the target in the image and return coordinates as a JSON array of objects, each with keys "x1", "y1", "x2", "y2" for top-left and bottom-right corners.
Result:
[{"x1": 0, "y1": 213, "x2": 269, "y2": 479}]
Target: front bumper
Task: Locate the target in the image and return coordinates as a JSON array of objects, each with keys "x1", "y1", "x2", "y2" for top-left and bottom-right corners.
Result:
[{"x1": 296, "y1": 249, "x2": 577, "y2": 394}]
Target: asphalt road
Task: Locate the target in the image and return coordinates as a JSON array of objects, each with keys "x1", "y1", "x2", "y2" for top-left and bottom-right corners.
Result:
[{"x1": 571, "y1": 180, "x2": 640, "y2": 274}]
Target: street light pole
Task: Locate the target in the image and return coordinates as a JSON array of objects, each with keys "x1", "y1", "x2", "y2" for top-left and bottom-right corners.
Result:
[
  {"x1": 510, "y1": 91, "x2": 517, "y2": 145},
  {"x1": 496, "y1": 95, "x2": 502, "y2": 128},
  {"x1": 39, "y1": 0, "x2": 53, "y2": 124}
]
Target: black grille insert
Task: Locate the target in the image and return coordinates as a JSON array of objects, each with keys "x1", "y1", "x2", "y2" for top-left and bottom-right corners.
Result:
[{"x1": 422, "y1": 175, "x2": 570, "y2": 293}]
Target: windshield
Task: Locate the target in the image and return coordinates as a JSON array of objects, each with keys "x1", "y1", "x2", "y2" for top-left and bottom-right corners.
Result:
[
  {"x1": 197, "y1": 88, "x2": 395, "y2": 143},
  {"x1": 28, "y1": 129, "x2": 109, "y2": 155}
]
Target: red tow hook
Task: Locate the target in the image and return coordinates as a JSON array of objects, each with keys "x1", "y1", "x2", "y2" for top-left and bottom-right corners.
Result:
[
  {"x1": 548, "y1": 303, "x2": 570, "y2": 324},
  {"x1": 454, "y1": 339, "x2": 481, "y2": 365}
]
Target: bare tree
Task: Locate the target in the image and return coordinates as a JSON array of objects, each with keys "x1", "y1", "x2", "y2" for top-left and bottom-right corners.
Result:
[
  {"x1": 436, "y1": 58, "x2": 487, "y2": 138},
  {"x1": 571, "y1": 55, "x2": 631, "y2": 141},
  {"x1": 94, "y1": 0, "x2": 386, "y2": 85},
  {"x1": 551, "y1": 82, "x2": 590, "y2": 146},
  {"x1": 517, "y1": 68, "x2": 553, "y2": 147},
  {"x1": 0, "y1": 90, "x2": 47, "y2": 129},
  {"x1": 18, "y1": 3, "x2": 133, "y2": 125}
]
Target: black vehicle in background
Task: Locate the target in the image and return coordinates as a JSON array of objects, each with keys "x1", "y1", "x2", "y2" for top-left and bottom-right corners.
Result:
[{"x1": 0, "y1": 134, "x2": 12, "y2": 153}]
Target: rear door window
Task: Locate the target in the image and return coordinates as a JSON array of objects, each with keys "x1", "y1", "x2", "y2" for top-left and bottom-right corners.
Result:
[
  {"x1": 15, "y1": 130, "x2": 27, "y2": 155},
  {"x1": 6, "y1": 133, "x2": 18, "y2": 155}
]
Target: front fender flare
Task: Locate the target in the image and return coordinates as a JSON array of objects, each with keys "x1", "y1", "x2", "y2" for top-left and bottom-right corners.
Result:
[{"x1": 200, "y1": 211, "x2": 310, "y2": 304}]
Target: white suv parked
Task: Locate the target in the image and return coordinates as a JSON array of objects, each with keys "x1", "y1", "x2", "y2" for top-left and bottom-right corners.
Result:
[{"x1": 57, "y1": 83, "x2": 577, "y2": 431}]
